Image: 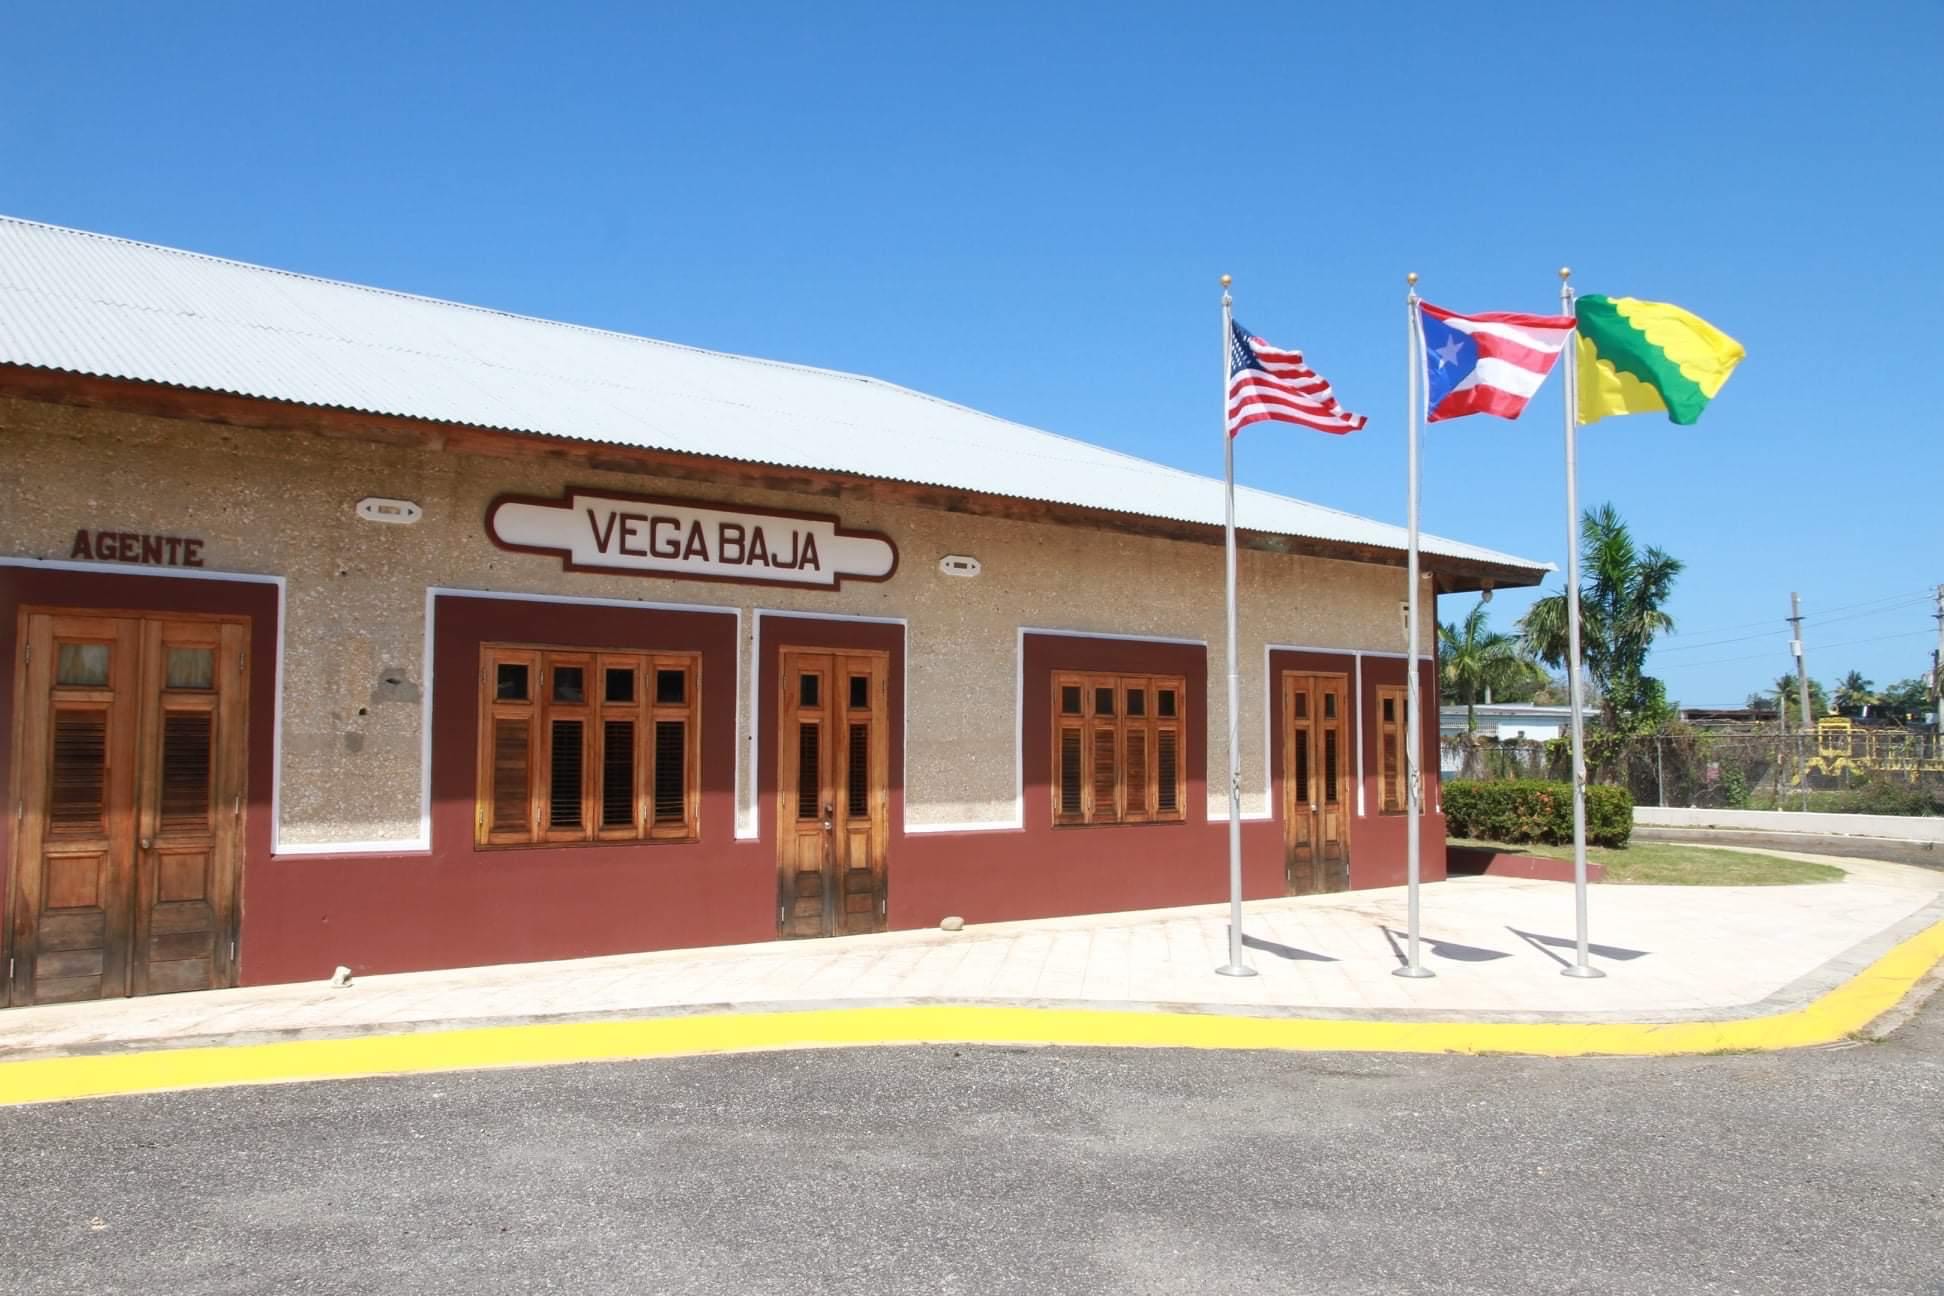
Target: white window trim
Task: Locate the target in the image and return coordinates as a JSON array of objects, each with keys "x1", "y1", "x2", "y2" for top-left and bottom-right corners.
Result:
[{"x1": 283, "y1": 586, "x2": 740, "y2": 856}]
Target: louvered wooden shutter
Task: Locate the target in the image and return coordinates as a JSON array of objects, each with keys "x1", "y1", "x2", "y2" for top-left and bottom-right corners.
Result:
[
  {"x1": 490, "y1": 718, "x2": 531, "y2": 835},
  {"x1": 1056, "y1": 725, "x2": 1084, "y2": 823},
  {"x1": 1123, "y1": 727, "x2": 1149, "y2": 822},
  {"x1": 159, "y1": 711, "x2": 214, "y2": 833},
  {"x1": 1377, "y1": 687, "x2": 1405, "y2": 814},
  {"x1": 796, "y1": 722, "x2": 821, "y2": 820},
  {"x1": 847, "y1": 723, "x2": 870, "y2": 817},
  {"x1": 1090, "y1": 724, "x2": 1119, "y2": 823},
  {"x1": 1157, "y1": 728, "x2": 1179, "y2": 817},
  {"x1": 480, "y1": 647, "x2": 700, "y2": 847},
  {"x1": 653, "y1": 720, "x2": 687, "y2": 826},
  {"x1": 48, "y1": 710, "x2": 108, "y2": 837},
  {"x1": 548, "y1": 718, "x2": 584, "y2": 830},
  {"x1": 601, "y1": 719, "x2": 635, "y2": 829}
]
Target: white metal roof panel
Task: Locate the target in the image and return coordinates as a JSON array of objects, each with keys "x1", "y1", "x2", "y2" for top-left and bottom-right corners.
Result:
[{"x1": 0, "y1": 215, "x2": 1547, "y2": 574}]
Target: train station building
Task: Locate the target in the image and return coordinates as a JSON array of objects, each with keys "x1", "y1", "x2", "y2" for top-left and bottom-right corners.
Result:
[{"x1": 0, "y1": 216, "x2": 1548, "y2": 1006}]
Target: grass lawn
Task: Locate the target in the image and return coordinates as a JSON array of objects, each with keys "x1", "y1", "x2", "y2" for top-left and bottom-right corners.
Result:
[{"x1": 1449, "y1": 838, "x2": 1845, "y2": 886}]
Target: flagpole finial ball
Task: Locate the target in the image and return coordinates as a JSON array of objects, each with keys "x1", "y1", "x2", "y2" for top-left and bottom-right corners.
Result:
[
  {"x1": 1406, "y1": 272, "x2": 1418, "y2": 285},
  {"x1": 1559, "y1": 266, "x2": 1572, "y2": 280},
  {"x1": 1220, "y1": 274, "x2": 1231, "y2": 287}
]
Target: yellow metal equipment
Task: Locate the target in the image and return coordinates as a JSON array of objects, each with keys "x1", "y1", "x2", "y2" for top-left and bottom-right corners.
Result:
[{"x1": 1795, "y1": 716, "x2": 1944, "y2": 783}]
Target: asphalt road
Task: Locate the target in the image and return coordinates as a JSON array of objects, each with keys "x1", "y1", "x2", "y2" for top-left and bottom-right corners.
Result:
[
  {"x1": 4, "y1": 995, "x2": 1941, "y2": 1296},
  {"x1": 1635, "y1": 825, "x2": 1944, "y2": 871}
]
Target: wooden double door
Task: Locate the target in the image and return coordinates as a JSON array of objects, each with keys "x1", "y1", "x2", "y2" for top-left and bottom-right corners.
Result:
[
  {"x1": 1281, "y1": 671, "x2": 1350, "y2": 895},
  {"x1": 777, "y1": 647, "x2": 889, "y2": 939},
  {"x1": 8, "y1": 611, "x2": 248, "y2": 1005}
]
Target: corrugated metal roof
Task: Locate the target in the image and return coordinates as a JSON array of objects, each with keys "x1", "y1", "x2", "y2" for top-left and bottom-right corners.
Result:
[{"x1": 0, "y1": 215, "x2": 1548, "y2": 575}]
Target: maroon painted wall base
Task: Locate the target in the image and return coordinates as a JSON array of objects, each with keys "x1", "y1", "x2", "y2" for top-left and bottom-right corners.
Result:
[
  {"x1": 243, "y1": 824, "x2": 1451, "y2": 984},
  {"x1": 1445, "y1": 844, "x2": 1601, "y2": 884}
]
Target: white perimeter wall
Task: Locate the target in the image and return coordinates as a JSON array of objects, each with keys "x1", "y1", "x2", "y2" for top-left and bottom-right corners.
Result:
[{"x1": 1635, "y1": 805, "x2": 1944, "y2": 844}]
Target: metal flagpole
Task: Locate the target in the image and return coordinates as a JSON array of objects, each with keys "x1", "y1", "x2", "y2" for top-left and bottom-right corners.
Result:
[
  {"x1": 1558, "y1": 267, "x2": 1604, "y2": 980},
  {"x1": 1216, "y1": 273, "x2": 1256, "y2": 978},
  {"x1": 1395, "y1": 273, "x2": 1432, "y2": 979}
]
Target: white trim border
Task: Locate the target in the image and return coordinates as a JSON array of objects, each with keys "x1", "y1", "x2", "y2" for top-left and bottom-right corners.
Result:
[
  {"x1": 284, "y1": 586, "x2": 741, "y2": 856},
  {"x1": 0, "y1": 557, "x2": 304, "y2": 852},
  {"x1": 1006, "y1": 627, "x2": 1219, "y2": 830}
]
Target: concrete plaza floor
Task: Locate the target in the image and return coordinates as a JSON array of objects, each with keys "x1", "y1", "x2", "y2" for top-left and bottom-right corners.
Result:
[{"x1": 2, "y1": 848, "x2": 1938, "y2": 1061}]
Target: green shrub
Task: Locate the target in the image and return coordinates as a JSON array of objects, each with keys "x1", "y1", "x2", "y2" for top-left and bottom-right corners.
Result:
[
  {"x1": 1443, "y1": 779, "x2": 1634, "y2": 847},
  {"x1": 1834, "y1": 778, "x2": 1939, "y2": 817}
]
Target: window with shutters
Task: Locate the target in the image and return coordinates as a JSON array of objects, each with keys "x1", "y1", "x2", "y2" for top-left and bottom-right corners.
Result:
[
  {"x1": 476, "y1": 645, "x2": 700, "y2": 847},
  {"x1": 1376, "y1": 685, "x2": 1407, "y2": 815},
  {"x1": 1051, "y1": 671, "x2": 1185, "y2": 826}
]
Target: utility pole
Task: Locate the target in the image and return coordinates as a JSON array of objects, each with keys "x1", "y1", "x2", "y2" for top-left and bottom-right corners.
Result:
[
  {"x1": 1789, "y1": 593, "x2": 1813, "y2": 810},
  {"x1": 1788, "y1": 593, "x2": 1812, "y2": 731},
  {"x1": 1933, "y1": 583, "x2": 1943, "y2": 751}
]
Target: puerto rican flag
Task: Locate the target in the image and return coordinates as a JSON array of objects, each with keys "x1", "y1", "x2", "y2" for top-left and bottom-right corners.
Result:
[{"x1": 1418, "y1": 301, "x2": 1576, "y2": 422}]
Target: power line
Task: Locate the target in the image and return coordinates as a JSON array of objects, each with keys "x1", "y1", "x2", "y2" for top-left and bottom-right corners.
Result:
[
  {"x1": 1657, "y1": 626, "x2": 1934, "y2": 672},
  {"x1": 1809, "y1": 595, "x2": 1935, "y2": 629},
  {"x1": 1653, "y1": 627, "x2": 1786, "y2": 656},
  {"x1": 1665, "y1": 587, "x2": 1934, "y2": 640},
  {"x1": 1806, "y1": 587, "x2": 1936, "y2": 617},
  {"x1": 1642, "y1": 592, "x2": 1933, "y2": 657}
]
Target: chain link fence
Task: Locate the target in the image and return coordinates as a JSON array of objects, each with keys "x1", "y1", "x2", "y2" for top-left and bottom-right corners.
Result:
[{"x1": 1442, "y1": 725, "x2": 1944, "y2": 813}]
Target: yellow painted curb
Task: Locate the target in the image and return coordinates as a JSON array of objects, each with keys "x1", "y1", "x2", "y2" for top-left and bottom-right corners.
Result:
[{"x1": 3, "y1": 921, "x2": 1940, "y2": 1107}]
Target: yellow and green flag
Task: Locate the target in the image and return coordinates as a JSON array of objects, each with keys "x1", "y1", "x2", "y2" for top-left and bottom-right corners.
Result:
[{"x1": 1574, "y1": 295, "x2": 1744, "y2": 426}]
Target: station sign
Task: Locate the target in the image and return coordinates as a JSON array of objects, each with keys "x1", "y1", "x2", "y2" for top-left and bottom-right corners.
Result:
[
  {"x1": 486, "y1": 490, "x2": 898, "y2": 590},
  {"x1": 69, "y1": 529, "x2": 206, "y2": 568}
]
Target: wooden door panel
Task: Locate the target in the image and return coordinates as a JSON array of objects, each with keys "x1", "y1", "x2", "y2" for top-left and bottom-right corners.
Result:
[
  {"x1": 8, "y1": 611, "x2": 245, "y2": 1006},
  {"x1": 37, "y1": 909, "x2": 108, "y2": 953},
  {"x1": 778, "y1": 655, "x2": 834, "y2": 938},
  {"x1": 137, "y1": 851, "x2": 219, "y2": 998},
  {"x1": 42, "y1": 849, "x2": 109, "y2": 910},
  {"x1": 782, "y1": 836, "x2": 828, "y2": 938},
  {"x1": 777, "y1": 649, "x2": 888, "y2": 939},
  {"x1": 155, "y1": 849, "x2": 213, "y2": 902},
  {"x1": 1282, "y1": 672, "x2": 1350, "y2": 898},
  {"x1": 1317, "y1": 680, "x2": 1350, "y2": 893},
  {"x1": 11, "y1": 614, "x2": 140, "y2": 1004},
  {"x1": 130, "y1": 619, "x2": 240, "y2": 998},
  {"x1": 834, "y1": 654, "x2": 887, "y2": 936}
]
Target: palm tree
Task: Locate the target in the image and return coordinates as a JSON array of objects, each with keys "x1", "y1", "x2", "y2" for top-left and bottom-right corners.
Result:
[
  {"x1": 1438, "y1": 603, "x2": 1536, "y2": 732},
  {"x1": 1834, "y1": 670, "x2": 1876, "y2": 717},
  {"x1": 1519, "y1": 503, "x2": 1683, "y2": 731},
  {"x1": 1770, "y1": 674, "x2": 1829, "y2": 723}
]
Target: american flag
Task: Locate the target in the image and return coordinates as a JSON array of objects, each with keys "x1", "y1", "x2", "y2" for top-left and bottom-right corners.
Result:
[{"x1": 1227, "y1": 320, "x2": 1367, "y2": 437}]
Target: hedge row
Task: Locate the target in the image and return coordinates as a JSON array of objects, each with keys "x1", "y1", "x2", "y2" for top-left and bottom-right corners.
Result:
[{"x1": 1443, "y1": 780, "x2": 1633, "y2": 848}]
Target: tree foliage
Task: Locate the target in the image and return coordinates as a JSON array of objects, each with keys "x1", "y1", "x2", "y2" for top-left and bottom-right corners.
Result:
[
  {"x1": 1877, "y1": 677, "x2": 1936, "y2": 724},
  {"x1": 1438, "y1": 602, "x2": 1544, "y2": 731},
  {"x1": 1518, "y1": 503, "x2": 1683, "y2": 734},
  {"x1": 1833, "y1": 670, "x2": 1877, "y2": 718},
  {"x1": 1749, "y1": 674, "x2": 1829, "y2": 722}
]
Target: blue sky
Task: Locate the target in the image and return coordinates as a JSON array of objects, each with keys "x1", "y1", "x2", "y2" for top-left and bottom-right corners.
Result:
[{"x1": 4, "y1": 3, "x2": 1938, "y2": 705}]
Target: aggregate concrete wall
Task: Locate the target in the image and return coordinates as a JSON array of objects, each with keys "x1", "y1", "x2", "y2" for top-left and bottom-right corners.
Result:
[{"x1": 1, "y1": 397, "x2": 1437, "y2": 847}]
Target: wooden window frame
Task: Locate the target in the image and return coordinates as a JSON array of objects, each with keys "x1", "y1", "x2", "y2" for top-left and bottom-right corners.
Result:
[
  {"x1": 1376, "y1": 684, "x2": 1407, "y2": 815},
  {"x1": 475, "y1": 644, "x2": 700, "y2": 848},
  {"x1": 1051, "y1": 671, "x2": 1185, "y2": 827}
]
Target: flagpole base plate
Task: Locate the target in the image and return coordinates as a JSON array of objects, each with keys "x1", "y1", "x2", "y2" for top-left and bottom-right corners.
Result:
[
  {"x1": 1562, "y1": 964, "x2": 1606, "y2": 979},
  {"x1": 1215, "y1": 963, "x2": 1258, "y2": 978},
  {"x1": 1392, "y1": 965, "x2": 1436, "y2": 980}
]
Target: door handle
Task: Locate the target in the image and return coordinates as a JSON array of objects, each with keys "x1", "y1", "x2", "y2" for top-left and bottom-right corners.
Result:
[
  {"x1": 139, "y1": 836, "x2": 153, "y2": 850},
  {"x1": 822, "y1": 801, "x2": 834, "y2": 831}
]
